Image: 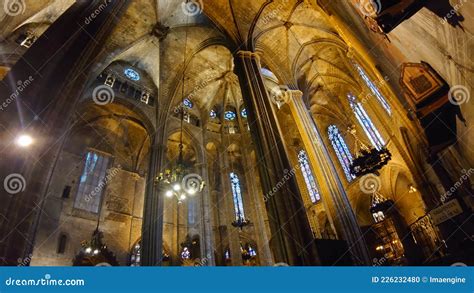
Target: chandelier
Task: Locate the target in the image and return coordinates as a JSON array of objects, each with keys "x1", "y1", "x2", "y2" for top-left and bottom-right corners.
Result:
[
  {"x1": 155, "y1": 14, "x2": 204, "y2": 203},
  {"x1": 348, "y1": 126, "x2": 391, "y2": 177},
  {"x1": 73, "y1": 228, "x2": 118, "y2": 266}
]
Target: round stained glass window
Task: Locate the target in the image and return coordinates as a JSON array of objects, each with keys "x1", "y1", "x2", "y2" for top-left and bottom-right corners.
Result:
[
  {"x1": 124, "y1": 68, "x2": 140, "y2": 81},
  {"x1": 210, "y1": 109, "x2": 217, "y2": 119},
  {"x1": 224, "y1": 111, "x2": 236, "y2": 121},
  {"x1": 241, "y1": 108, "x2": 247, "y2": 118}
]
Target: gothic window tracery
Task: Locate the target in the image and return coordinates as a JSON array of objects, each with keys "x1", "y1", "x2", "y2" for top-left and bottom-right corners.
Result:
[
  {"x1": 348, "y1": 93, "x2": 385, "y2": 150},
  {"x1": 328, "y1": 125, "x2": 354, "y2": 181},
  {"x1": 297, "y1": 150, "x2": 320, "y2": 203},
  {"x1": 353, "y1": 61, "x2": 391, "y2": 114},
  {"x1": 230, "y1": 172, "x2": 245, "y2": 221}
]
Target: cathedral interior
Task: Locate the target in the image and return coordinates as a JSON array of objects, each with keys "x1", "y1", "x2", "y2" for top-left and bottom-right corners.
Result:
[{"x1": 0, "y1": 0, "x2": 472, "y2": 267}]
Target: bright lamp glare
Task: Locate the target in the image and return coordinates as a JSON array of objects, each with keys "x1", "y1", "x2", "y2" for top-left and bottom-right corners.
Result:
[
  {"x1": 173, "y1": 184, "x2": 181, "y2": 191},
  {"x1": 187, "y1": 189, "x2": 196, "y2": 196},
  {"x1": 16, "y1": 134, "x2": 33, "y2": 147},
  {"x1": 165, "y1": 190, "x2": 173, "y2": 198},
  {"x1": 180, "y1": 194, "x2": 186, "y2": 201}
]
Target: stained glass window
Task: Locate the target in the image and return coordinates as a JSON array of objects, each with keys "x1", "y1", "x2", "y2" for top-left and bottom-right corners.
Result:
[
  {"x1": 225, "y1": 111, "x2": 236, "y2": 121},
  {"x1": 183, "y1": 98, "x2": 193, "y2": 109},
  {"x1": 230, "y1": 172, "x2": 245, "y2": 221},
  {"x1": 297, "y1": 150, "x2": 320, "y2": 203},
  {"x1": 209, "y1": 109, "x2": 217, "y2": 119},
  {"x1": 348, "y1": 93, "x2": 385, "y2": 150},
  {"x1": 180, "y1": 247, "x2": 191, "y2": 259},
  {"x1": 241, "y1": 108, "x2": 247, "y2": 118},
  {"x1": 124, "y1": 68, "x2": 140, "y2": 81},
  {"x1": 353, "y1": 62, "x2": 391, "y2": 115},
  {"x1": 74, "y1": 151, "x2": 110, "y2": 213},
  {"x1": 328, "y1": 125, "x2": 355, "y2": 181}
]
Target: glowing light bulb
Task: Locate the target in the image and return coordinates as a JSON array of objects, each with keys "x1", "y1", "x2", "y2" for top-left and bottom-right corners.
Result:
[
  {"x1": 173, "y1": 184, "x2": 181, "y2": 191},
  {"x1": 93, "y1": 249, "x2": 99, "y2": 255},
  {"x1": 16, "y1": 134, "x2": 33, "y2": 147},
  {"x1": 85, "y1": 247, "x2": 92, "y2": 254},
  {"x1": 180, "y1": 194, "x2": 186, "y2": 201},
  {"x1": 165, "y1": 190, "x2": 173, "y2": 198},
  {"x1": 187, "y1": 189, "x2": 196, "y2": 196}
]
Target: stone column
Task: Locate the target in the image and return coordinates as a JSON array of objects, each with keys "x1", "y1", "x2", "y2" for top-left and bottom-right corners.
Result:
[
  {"x1": 241, "y1": 144, "x2": 274, "y2": 265},
  {"x1": 282, "y1": 89, "x2": 370, "y2": 265},
  {"x1": 141, "y1": 141, "x2": 165, "y2": 266},
  {"x1": 0, "y1": 0, "x2": 130, "y2": 265},
  {"x1": 233, "y1": 51, "x2": 319, "y2": 265}
]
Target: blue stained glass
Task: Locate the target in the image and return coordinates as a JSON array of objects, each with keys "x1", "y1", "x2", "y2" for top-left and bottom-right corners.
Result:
[
  {"x1": 348, "y1": 93, "x2": 385, "y2": 150},
  {"x1": 297, "y1": 150, "x2": 320, "y2": 203},
  {"x1": 210, "y1": 109, "x2": 217, "y2": 119},
  {"x1": 183, "y1": 98, "x2": 193, "y2": 109},
  {"x1": 353, "y1": 62, "x2": 391, "y2": 115},
  {"x1": 124, "y1": 68, "x2": 140, "y2": 81},
  {"x1": 225, "y1": 111, "x2": 236, "y2": 121},
  {"x1": 241, "y1": 108, "x2": 247, "y2": 118},
  {"x1": 230, "y1": 172, "x2": 245, "y2": 221},
  {"x1": 180, "y1": 247, "x2": 191, "y2": 259},
  {"x1": 328, "y1": 125, "x2": 355, "y2": 181}
]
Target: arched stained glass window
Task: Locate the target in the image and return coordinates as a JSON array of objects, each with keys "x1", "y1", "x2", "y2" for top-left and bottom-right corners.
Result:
[
  {"x1": 241, "y1": 108, "x2": 247, "y2": 119},
  {"x1": 209, "y1": 109, "x2": 217, "y2": 119},
  {"x1": 297, "y1": 150, "x2": 320, "y2": 203},
  {"x1": 183, "y1": 98, "x2": 193, "y2": 109},
  {"x1": 353, "y1": 61, "x2": 391, "y2": 115},
  {"x1": 348, "y1": 93, "x2": 385, "y2": 150},
  {"x1": 230, "y1": 172, "x2": 245, "y2": 221},
  {"x1": 328, "y1": 125, "x2": 354, "y2": 181}
]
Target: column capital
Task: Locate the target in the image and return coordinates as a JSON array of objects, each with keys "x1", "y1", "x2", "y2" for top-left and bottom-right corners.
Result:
[
  {"x1": 272, "y1": 88, "x2": 304, "y2": 109},
  {"x1": 236, "y1": 50, "x2": 260, "y2": 61}
]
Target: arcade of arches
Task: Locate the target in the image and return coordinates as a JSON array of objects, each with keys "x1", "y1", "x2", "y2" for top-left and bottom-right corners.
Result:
[{"x1": 0, "y1": 0, "x2": 472, "y2": 266}]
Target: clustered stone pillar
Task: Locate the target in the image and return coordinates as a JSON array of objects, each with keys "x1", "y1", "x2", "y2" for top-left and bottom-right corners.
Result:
[
  {"x1": 141, "y1": 141, "x2": 165, "y2": 266},
  {"x1": 233, "y1": 51, "x2": 320, "y2": 265},
  {"x1": 283, "y1": 90, "x2": 370, "y2": 265},
  {"x1": 0, "y1": 0, "x2": 130, "y2": 266}
]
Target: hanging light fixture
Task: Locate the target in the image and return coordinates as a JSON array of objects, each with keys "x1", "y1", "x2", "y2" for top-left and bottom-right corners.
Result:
[
  {"x1": 348, "y1": 125, "x2": 391, "y2": 177},
  {"x1": 155, "y1": 13, "x2": 204, "y2": 204}
]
